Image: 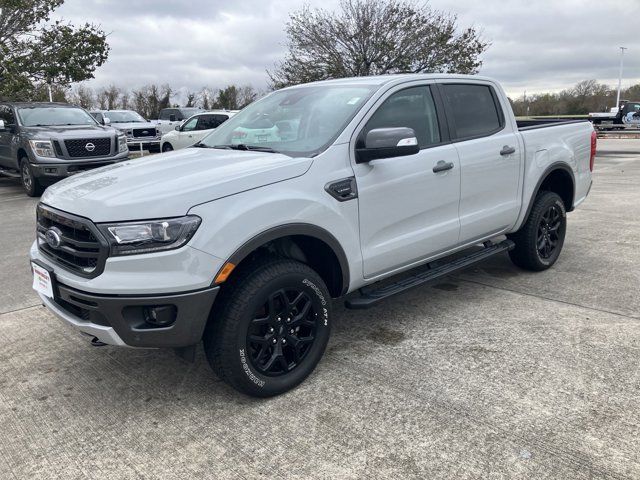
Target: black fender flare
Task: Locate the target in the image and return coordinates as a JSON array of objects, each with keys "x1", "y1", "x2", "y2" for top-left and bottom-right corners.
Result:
[
  {"x1": 220, "y1": 223, "x2": 350, "y2": 296},
  {"x1": 522, "y1": 162, "x2": 576, "y2": 224}
]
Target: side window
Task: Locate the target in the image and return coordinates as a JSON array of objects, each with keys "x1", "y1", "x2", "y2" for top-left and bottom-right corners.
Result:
[
  {"x1": 95, "y1": 113, "x2": 104, "y2": 124},
  {"x1": 363, "y1": 86, "x2": 440, "y2": 148},
  {"x1": 442, "y1": 84, "x2": 503, "y2": 139},
  {"x1": 182, "y1": 116, "x2": 198, "y2": 131},
  {"x1": 197, "y1": 114, "x2": 228, "y2": 130}
]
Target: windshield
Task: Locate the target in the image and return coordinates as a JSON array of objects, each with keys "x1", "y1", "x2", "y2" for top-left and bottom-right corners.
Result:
[
  {"x1": 104, "y1": 111, "x2": 146, "y2": 123},
  {"x1": 17, "y1": 107, "x2": 97, "y2": 127},
  {"x1": 199, "y1": 85, "x2": 377, "y2": 157}
]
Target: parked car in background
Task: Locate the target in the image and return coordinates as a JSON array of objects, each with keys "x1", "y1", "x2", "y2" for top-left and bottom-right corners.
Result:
[
  {"x1": 160, "y1": 110, "x2": 237, "y2": 151},
  {"x1": 155, "y1": 107, "x2": 203, "y2": 135},
  {"x1": 30, "y1": 74, "x2": 595, "y2": 396},
  {"x1": 91, "y1": 110, "x2": 162, "y2": 153},
  {"x1": 0, "y1": 102, "x2": 128, "y2": 196}
]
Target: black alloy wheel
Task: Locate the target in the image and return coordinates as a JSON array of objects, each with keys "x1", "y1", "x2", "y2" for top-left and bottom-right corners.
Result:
[
  {"x1": 247, "y1": 288, "x2": 318, "y2": 376},
  {"x1": 536, "y1": 204, "x2": 563, "y2": 260}
]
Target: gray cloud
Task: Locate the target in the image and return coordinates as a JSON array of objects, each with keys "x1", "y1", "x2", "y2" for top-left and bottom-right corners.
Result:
[{"x1": 54, "y1": 0, "x2": 640, "y2": 99}]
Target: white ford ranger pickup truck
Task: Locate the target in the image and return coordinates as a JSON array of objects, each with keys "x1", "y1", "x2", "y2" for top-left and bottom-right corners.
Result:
[{"x1": 30, "y1": 74, "x2": 595, "y2": 396}]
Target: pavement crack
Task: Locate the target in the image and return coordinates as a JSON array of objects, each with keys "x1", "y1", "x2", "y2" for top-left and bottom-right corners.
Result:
[
  {"x1": 0, "y1": 304, "x2": 42, "y2": 317},
  {"x1": 453, "y1": 277, "x2": 639, "y2": 321}
]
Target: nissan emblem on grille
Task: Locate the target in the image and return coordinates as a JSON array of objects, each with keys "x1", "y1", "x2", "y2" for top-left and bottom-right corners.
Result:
[
  {"x1": 85, "y1": 142, "x2": 96, "y2": 152},
  {"x1": 45, "y1": 227, "x2": 62, "y2": 249}
]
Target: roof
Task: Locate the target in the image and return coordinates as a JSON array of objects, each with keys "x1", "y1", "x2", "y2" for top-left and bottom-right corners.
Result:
[
  {"x1": 286, "y1": 73, "x2": 496, "y2": 89},
  {"x1": 90, "y1": 109, "x2": 137, "y2": 113}
]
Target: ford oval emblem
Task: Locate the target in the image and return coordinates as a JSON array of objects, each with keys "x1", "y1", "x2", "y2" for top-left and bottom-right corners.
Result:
[
  {"x1": 85, "y1": 142, "x2": 96, "y2": 152},
  {"x1": 45, "y1": 227, "x2": 62, "y2": 249}
]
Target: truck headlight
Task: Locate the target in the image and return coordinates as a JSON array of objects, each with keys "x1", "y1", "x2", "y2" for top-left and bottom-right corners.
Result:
[
  {"x1": 117, "y1": 134, "x2": 128, "y2": 153},
  {"x1": 29, "y1": 140, "x2": 56, "y2": 158},
  {"x1": 97, "y1": 216, "x2": 201, "y2": 256}
]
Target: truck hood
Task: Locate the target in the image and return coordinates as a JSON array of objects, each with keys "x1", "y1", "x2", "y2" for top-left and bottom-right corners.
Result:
[
  {"x1": 22, "y1": 124, "x2": 115, "y2": 139},
  {"x1": 41, "y1": 148, "x2": 313, "y2": 222}
]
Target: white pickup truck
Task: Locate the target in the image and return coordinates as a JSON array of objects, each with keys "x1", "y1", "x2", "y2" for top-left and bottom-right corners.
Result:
[{"x1": 30, "y1": 74, "x2": 595, "y2": 397}]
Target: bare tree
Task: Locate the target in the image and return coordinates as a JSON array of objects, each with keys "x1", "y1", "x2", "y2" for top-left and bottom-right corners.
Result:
[
  {"x1": 185, "y1": 91, "x2": 197, "y2": 107},
  {"x1": 268, "y1": 0, "x2": 488, "y2": 88},
  {"x1": 68, "y1": 84, "x2": 94, "y2": 108}
]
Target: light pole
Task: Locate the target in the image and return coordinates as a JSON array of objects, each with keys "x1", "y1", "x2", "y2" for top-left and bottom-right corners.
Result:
[{"x1": 615, "y1": 46, "x2": 627, "y2": 111}]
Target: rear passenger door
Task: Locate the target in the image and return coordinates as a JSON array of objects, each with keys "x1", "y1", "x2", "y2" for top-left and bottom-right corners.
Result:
[
  {"x1": 439, "y1": 82, "x2": 521, "y2": 242},
  {"x1": 353, "y1": 84, "x2": 461, "y2": 278}
]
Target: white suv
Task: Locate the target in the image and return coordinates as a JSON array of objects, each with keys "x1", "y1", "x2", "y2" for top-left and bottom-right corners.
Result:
[{"x1": 160, "y1": 110, "x2": 237, "y2": 152}]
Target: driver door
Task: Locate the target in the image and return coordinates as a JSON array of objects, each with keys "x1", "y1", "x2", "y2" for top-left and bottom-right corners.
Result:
[{"x1": 352, "y1": 84, "x2": 461, "y2": 278}]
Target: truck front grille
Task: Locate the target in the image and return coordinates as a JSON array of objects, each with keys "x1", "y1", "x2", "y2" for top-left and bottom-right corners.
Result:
[
  {"x1": 64, "y1": 138, "x2": 112, "y2": 157},
  {"x1": 132, "y1": 128, "x2": 156, "y2": 138},
  {"x1": 36, "y1": 204, "x2": 109, "y2": 278}
]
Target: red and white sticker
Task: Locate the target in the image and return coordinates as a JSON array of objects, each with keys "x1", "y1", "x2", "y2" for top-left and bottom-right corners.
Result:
[{"x1": 32, "y1": 263, "x2": 54, "y2": 299}]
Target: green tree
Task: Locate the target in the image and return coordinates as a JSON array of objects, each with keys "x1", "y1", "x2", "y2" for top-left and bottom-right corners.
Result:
[
  {"x1": 213, "y1": 85, "x2": 257, "y2": 110},
  {"x1": 269, "y1": 0, "x2": 488, "y2": 88},
  {"x1": 0, "y1": 0, "x2": 109, "y2": 100}
]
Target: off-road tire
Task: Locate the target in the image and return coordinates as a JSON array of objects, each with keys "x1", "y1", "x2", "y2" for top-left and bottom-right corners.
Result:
[
  {"x1": 508, "y1": 191, "x2": 567, "y2": 271},
  {"x1": 203, "y1": 257, "x2": 332, "y2": 397}
]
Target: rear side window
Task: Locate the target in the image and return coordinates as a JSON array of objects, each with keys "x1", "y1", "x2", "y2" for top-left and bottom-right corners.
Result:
[
  {"x1": 196, "y1": 114, "x2": 228, "y2": 130},
  {"x1": 363, "y1": 86, "x2": 441, "y2": 148},
  {"x1": 159, "y1": 109, "x2": 180, "y2": 121},
  {"x1": 442, "y1": 84, "x2": 503, "y2": 139}
]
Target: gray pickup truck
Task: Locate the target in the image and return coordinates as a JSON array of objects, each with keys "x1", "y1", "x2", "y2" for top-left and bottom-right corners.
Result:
[{"x1": 0, "y1": 102, "x2": 129, "y2": 196}]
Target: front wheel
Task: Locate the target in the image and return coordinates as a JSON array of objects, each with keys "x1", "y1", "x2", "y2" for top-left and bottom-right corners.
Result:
[
  {"x1": 508, "y1": 191, "x2": 567, "y2": 271},
  {"x1": 162, "y1": 142, "x2": 173, "y2": 152},
  {"x1": 204, "y1": 258, "x2": 332, "y2": 397},
  {"x1": 20, "y1": 158, "x2": 44, "y2": 197}
]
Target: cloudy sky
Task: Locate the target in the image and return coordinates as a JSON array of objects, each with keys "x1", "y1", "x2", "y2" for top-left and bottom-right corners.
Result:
[{"x1": 53, "y1": 0, "x2": 640, "y2": 99}]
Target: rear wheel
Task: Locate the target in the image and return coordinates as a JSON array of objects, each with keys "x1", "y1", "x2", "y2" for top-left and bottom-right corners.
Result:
[
  {"x1": 20, "y1": 158, "x2": 44, "y2": 197},
  {"x1": 162, "y1": 142, "x2": 173, "y2": 152},
  {"x1": 203, "y1": 258, "x2": 331, "y2": 397},
  {"x1": 508, "y1": 191, "x2": 567, "y2": 271}
]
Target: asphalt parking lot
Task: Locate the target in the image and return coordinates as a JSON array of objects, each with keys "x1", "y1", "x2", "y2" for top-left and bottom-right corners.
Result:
[{"x1": 1, "y1": 139, "x2": 639, "y2": 479}]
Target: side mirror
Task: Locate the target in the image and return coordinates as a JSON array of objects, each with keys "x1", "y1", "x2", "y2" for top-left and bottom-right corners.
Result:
[
  {"x1": 0, "y1": 119, "x2": 5, "y2": 131},
  {"x1": 103, "y1": 117, "x2": 111, "y2": 125},
  {"x1": 356, "y1": 127, "x2": 420, "y2": 163},
  {"x1": 175, "y1": 125, "x2": 180, "y2": 131}
]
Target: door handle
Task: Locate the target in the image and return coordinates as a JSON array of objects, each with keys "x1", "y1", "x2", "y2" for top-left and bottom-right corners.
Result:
[
  {"x1": 500, "y1": 145, "x2": 516, "y2": 156},
  {"x1": 432, "y1": 160, "x2": 454, "y2": 173}
]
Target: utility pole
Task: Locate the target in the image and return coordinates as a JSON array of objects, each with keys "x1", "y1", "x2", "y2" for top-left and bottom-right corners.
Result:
[{"x1": 615, "y1": 46, "x2": 627, "y2": 112}]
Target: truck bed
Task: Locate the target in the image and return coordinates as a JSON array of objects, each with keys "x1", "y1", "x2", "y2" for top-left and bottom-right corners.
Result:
[{"x1": 516, "y1": 118, "x2": 591, "y2": 131}]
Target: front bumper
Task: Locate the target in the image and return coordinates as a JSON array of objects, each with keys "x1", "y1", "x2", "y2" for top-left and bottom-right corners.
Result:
[
  {"x1": 38, "y1": 281, "x2": 218, "y2": 348},
  {"x1": 30, "y1": 153, "x2": 129, "y2": 180},
  {"x1": 126, "y1": 138, "x2": 160, "y2": 150}
]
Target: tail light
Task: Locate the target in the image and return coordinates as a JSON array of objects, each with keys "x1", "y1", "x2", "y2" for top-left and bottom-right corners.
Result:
[{"x1": 590, "y1": 130, "x2": 597, "y2": 172}]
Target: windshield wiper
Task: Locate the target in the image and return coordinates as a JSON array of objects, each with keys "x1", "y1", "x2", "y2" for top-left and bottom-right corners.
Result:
[
  {"x1": 191, "y1": 142, "x2": 210, "y2": 148},
  {"x1": 212, "y1": 144, "x2": 279, "y2": 153}
]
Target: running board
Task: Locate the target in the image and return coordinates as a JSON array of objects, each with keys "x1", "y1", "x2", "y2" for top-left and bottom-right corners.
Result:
[
  {"x1": 0, "y1": 168, "x2": 20, "y2": 178},
  {"x1": 345, "y1": 239, "x2": 515, "y2": 310}
]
